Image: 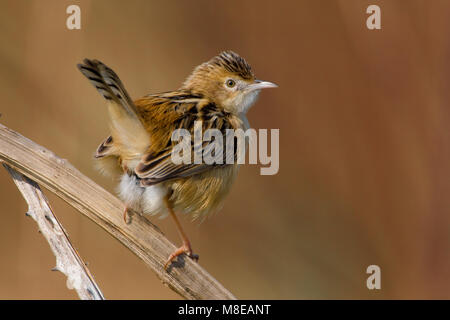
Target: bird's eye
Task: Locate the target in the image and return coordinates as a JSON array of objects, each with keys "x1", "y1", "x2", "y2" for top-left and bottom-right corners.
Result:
[{"x1": 226, "y1": 79, "x2": 236, "y2": 88}]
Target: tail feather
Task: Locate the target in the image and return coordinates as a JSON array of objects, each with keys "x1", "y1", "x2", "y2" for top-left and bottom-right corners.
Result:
[
  {"x1": 77, "y1": 59, "x2": 150, "y2": 163},
  {"x1": 77, "y1": 58, "x2": 138, "y2": 116}
]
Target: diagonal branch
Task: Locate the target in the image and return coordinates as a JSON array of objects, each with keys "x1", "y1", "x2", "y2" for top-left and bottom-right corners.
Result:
[
  {"x1": 0, "y1": 123, "x2": 235, "y2": 300},
  {"x1": 3, "y1": 164, "x2": 105, "y2": 300}
]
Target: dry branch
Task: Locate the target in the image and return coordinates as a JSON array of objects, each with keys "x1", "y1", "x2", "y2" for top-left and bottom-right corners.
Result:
[
  {"x1": 0, "y1": 123, "x2": 235, "y2": 300},
  {"x1": 3, "y1": 164, "x2": 105, "y2": 300}
]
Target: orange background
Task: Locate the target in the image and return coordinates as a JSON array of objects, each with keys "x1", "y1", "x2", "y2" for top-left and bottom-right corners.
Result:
[{"x1": 0, "y1": 0, "x2": 449, "y2": 299}]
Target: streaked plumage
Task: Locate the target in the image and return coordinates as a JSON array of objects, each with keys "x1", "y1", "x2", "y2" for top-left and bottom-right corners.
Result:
[{"x1": 77, "y1": 51, "x2": 276, "y2": 267}]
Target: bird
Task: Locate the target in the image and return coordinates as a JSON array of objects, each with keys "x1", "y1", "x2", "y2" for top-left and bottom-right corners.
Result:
[{"x1": 77, "y1": 51, "x2": 277, "y2": 269}]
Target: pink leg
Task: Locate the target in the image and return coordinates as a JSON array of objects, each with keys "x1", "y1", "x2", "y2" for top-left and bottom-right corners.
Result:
[{"x1": 163, "y1": 196, "x2": 199, "y2": 270}]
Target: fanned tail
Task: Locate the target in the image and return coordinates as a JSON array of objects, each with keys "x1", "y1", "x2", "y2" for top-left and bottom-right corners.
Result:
[{"x1": 77, "y1": 59, "x2": 150, "y2": 162}]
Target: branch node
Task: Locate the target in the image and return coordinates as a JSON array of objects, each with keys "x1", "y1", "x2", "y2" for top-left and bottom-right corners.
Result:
[
  {"x1": 26, "y1": 210, "x2": 36, "y2": 219},
  {"x1": 44, "y1": 214, "x2": 55, "y2": 228}
]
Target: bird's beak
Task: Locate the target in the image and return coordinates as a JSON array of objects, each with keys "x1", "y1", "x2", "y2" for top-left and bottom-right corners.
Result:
[{"x1": 247, "y1": 79, "x2": 278, "y2": 91}]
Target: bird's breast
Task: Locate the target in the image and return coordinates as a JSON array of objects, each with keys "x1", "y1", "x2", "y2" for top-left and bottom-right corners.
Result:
[{"x1": 169, "y1": 164, "x2": 239, "y2": 220}]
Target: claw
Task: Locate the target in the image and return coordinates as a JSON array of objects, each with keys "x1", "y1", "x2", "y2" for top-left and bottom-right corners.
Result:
[{"x1": 164, "y1": 242, "x2": 199, "y2": 270}]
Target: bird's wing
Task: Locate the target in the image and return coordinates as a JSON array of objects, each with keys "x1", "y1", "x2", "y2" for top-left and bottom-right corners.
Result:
[
  {"x1": 133, "y1": 94, "x2": 242, "y2": 186},
  {"x1": 77, "y1": 59, "x2": 150, "y2": 161},
  {"x1": 94, "y1": 135, "x2": 117, "y2": 158}
]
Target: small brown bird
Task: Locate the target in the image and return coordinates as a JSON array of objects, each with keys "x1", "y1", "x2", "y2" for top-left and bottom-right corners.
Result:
[{"x1": 77, "y1": 51, "x2": 277, "y2": 268}]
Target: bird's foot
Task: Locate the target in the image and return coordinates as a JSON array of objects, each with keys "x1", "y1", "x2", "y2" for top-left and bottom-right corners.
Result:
[
  {"x1": 123, "y1": 206, "x2": 131, "y2": 224},
  {"x1": 164, "y1": 241, "x2": 199, "y2": 270}
]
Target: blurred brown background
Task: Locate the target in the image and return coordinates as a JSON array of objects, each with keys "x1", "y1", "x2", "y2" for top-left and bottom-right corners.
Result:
[{"x1": 0, "y1": 0, "x2": 449, "y2": 299}]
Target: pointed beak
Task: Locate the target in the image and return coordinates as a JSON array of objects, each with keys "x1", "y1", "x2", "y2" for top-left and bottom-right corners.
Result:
[{"x1": 247, "y1": 79, "x2": 278, "y2": 91}]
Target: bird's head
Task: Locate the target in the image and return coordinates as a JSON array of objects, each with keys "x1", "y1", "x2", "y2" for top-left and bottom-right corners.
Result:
[{"x1": 182, "y1": 51, "x2": 277, "y2": 114}]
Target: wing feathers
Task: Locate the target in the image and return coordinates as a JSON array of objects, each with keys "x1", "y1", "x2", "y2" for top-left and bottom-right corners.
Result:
[
  {"x1": 134, "y1": 99, "x2": 242, "y2": 186},
  {"x1": 95, "y1": 135, "x2": 116, "y2": 158}
]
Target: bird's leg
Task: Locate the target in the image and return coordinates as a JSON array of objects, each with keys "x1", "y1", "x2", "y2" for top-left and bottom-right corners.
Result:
[
  {"x1": 164, "y1": 195, "x2": 199, "y2": 269},
  {"x1": 120, "y1": 162, "x2": 132, "y2": 224},
  {"x1": 123, "y1": 206, "x2": 130, "y2": 224}
]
